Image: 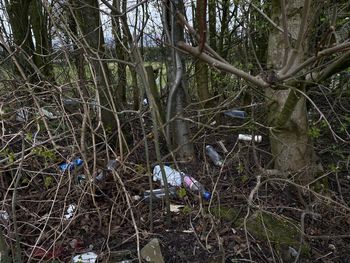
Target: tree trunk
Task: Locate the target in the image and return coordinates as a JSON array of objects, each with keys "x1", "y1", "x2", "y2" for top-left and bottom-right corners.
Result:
[
  {"x1": 6, "y1": 0, "x2": 36, "y2": 81},
  {"x1": 194, "y1": 0, "x2": 210, "y2": 108},
  {"x1": 165, "y1": 0, "x2": 194, "y2": 160},
  {"x1": 73, "y1": 0, "x2": 118, "y2": 129},
  {"x1": 266, "y1": 0, "x2": 319, "y2": 183},
  {"x1": 195, "y1": 60, "x2": 210, "y2": 107},
  {"x1": 29, "y1": 0, "x2": 54, "y2": 81},
  {"x1": 112, "y1": 0, "x2": 127, "y2": 107}
]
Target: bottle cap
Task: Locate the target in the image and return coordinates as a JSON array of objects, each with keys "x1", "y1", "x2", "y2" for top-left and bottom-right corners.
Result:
[
  {"x1": 75, "y1": 158, "x2": 84, "y2": 166},
  {"x1": 202, "y1": 191, "x2": 211, "y2": 201}
]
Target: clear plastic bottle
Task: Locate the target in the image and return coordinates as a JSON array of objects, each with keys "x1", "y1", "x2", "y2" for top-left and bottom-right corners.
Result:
[
  {"x1": 205, "y1": 145, "x2": 223, "y2": 167},
  {"x1": 224, "y1": 109, "x2": 247, "y2": 119},
  {"x1": 143, "y1": 187, "x2": 177, "y2": 202},
  {"x1": 182, "y1": 175, "x2": 211, "y2": 200}
]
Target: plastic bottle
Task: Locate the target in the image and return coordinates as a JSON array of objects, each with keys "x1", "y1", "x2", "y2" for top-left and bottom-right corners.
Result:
[
  {"x1": 182, "y1": 175, "x2": 211, "y2": 201},
  {"x1": 205, "y1": 145, "x2": 223, "y2": 167},
  {"x1": 143, "y1": 187, "x2": 177, "y2": 202},
  {"x1": 152, "y1": 165, "x2": 183, "y2": 187},
  {"x1": 224, "y1": 110, "x2": 247, "y2": 119},
  {"x1": 238, "y1": 134, "x2": 262, "y2": 143},
  {"x1": 59, "y1": 158, "x2": 83, "y2": 171},
  {"x1": 107, "y1": 159, "x2": 118, "y2": 171}
]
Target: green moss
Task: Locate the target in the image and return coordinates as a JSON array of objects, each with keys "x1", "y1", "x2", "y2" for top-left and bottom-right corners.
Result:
[
  {"x1": 212, "y1": 206, "x2": 241, "y2": 223},
  {"x1": 245, "y1": 211, "x2": 310, "y2": 257},
  {"x1": 212, "y1": 207, "x2": 311, "y2": 258}
]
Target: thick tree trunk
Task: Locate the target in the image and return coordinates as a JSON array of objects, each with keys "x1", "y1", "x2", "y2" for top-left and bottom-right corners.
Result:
[
  {"x1": 165, "y1": 0, "x2": 194, "y2": 160},
  {"x1": 195, "y1": 60, "x2": 210, "y2": 107},
  {"x1": 112, "y1": 0, "x2": 127, "y2": 107},
  {"x1": 73, "y1": 0, "x2": 117, "y2": 129},
  {"x1": 6, "y1": 0, "x2": 36, "y2": 81},
  {"x1": 194, "y1": 0, "x2": 210, "y2": 108},
  {"x1": 29, "y1": 0, "x2": 53, "y2": 81},
  {"x1": 266, "y1": 1, "x2": 320, "y2": 183}
]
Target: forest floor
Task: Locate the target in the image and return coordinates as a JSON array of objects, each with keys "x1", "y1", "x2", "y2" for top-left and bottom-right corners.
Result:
[{"x1": 0, "y1": 85, "x2": 349, "y2": 262}]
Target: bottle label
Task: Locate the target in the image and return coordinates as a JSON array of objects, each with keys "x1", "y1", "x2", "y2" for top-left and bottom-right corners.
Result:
[{"x1": 183, "y1": 176, "x2": 197, "y2": 188}]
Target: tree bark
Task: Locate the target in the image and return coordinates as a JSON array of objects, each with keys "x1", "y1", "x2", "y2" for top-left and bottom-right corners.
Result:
[
  {"x1": 266, "y1": 0, "x2": 319, "y2": 183},
  {"x1": 6, "y1": 0, "x2": 36, "y2": 81},
  {"x1": 194, "y1": 0, "x2": 210, "y2": 108},
  {"x1": 112, "y1": 0, "x2": 127, "y2": 107},
  {"x1": 73, "y1": 0, "x2": 118, "y2": 129},
  {"x1": 165, "y1": 0, "x2": 194, "y2": 160},
  {"x1": 29, "y1": 0, "x2": 53, "y2": 81}
]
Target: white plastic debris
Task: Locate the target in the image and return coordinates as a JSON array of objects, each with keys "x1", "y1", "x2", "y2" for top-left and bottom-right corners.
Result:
[
  {"x1": 152, "y1": 165, "x2": 183, "y2": 187},
  {"x1": 288, "y1": 246, "x2": 299, "y2": 258},
  {"x1": 40, "y1": 108, "x2": 56, "y2": 119},
  {"x1": 16, "y1": 107, "x2": 29, "y2": 122},
  {"x1": 238, "y1": 134, "x2": 262, "y2": 143},
  {"x1": 0, "y1": 210, "x2": 9, "y2": 221},
  {"x1": 64, "y1": 204, "x2": 76, "y2": 220},
  {"x1": 143, "y1": 98, "x2": 148, "y2": 106},
  {"x1": 170, "y1": 204, "x2": 184, "y2": 213},
  {"x1": 72, "y1": 252, "x2": 98, "y2": 263}
]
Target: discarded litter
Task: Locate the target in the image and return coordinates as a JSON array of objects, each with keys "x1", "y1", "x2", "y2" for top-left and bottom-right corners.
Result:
[
  {"x1": 40, "y1": 108, "x2": 56, "y2": 120},
  {"x1": 141, "y1": 238, "x2": 164, "y2": 263},
  {"x1": 143, "y1": 187, "x2": 177, "y2": 202},
  {"x1": 63, "y1": 98, "x2": 80, "y2": 106},
  {"x1": 64, "y1": 204, "x2": 76, "y2": 220},
  {"x1": 206, "y1": 145, "x2": 223, "y2": 167},
  {"x1": 218, "y1": 140, "x2": 228, "y2": 153},
  {"x1": 288, "y1": 246, "x2": 299, "y2": 258},
  {"x1": 95, "y1": 169, "x2": 105, "y2": 182},
  {"x1": 0, "y1": 210, "x2": 9, "y2": 221},
  {"x1": 152, "y1": 165, "x2": 183, "y2": 187},
  {"x1": 170, "y1": 204, "x2": 184, "y2": 213},
  {"x1": 16, "y1": 107, "x2": 29, "y2": 122},
  {"x1": 72, "y1": 252, "x2": 98, "y2": 263},
  {"x1": 182, "y1": 175, "x2": 211, "y2": 201},
  {"x1": 107, "y1": 159, "x2": 118, "y2": 171},
  {"x1": 238, "y1": 134, "x2": 262, "y2": 143},
  {"x1": 59, "y1": 158, "x2": 84, "y2": 171},
  {"x1": 77, "y1": 174, "x2": 86, "y2": 184},
  {"x1": 153, "y1": 165, "x2": 211, "y2": 200},
  {"x1": 224, "y1": 109, "x2": 247, "y2": 119},
  {"x1": 142, "y1": 98, "x2": 148, "y2": 106}
]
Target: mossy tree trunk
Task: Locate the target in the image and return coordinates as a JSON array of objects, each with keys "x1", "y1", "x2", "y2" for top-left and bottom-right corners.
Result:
[{"x1": 266, "y1": 0, "x2": 319, "y2": 183}]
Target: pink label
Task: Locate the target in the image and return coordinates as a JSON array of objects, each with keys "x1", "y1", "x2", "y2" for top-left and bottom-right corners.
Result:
[{"x1": 183, "y1": 176, "x2": 196, "y2": 188}]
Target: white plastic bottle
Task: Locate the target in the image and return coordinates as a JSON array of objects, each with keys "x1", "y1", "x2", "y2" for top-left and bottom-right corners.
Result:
[{"x1": 238, "y1": 134, "x2": 262, "y2": 143}]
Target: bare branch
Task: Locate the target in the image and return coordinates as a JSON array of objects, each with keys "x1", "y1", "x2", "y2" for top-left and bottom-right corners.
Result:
[
  {"x1": 279, "y1": 41, "x2": 350, "y2": 80},
  {"x1": 177, "y1": 41, "x2": 269, "y2": 88}
]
